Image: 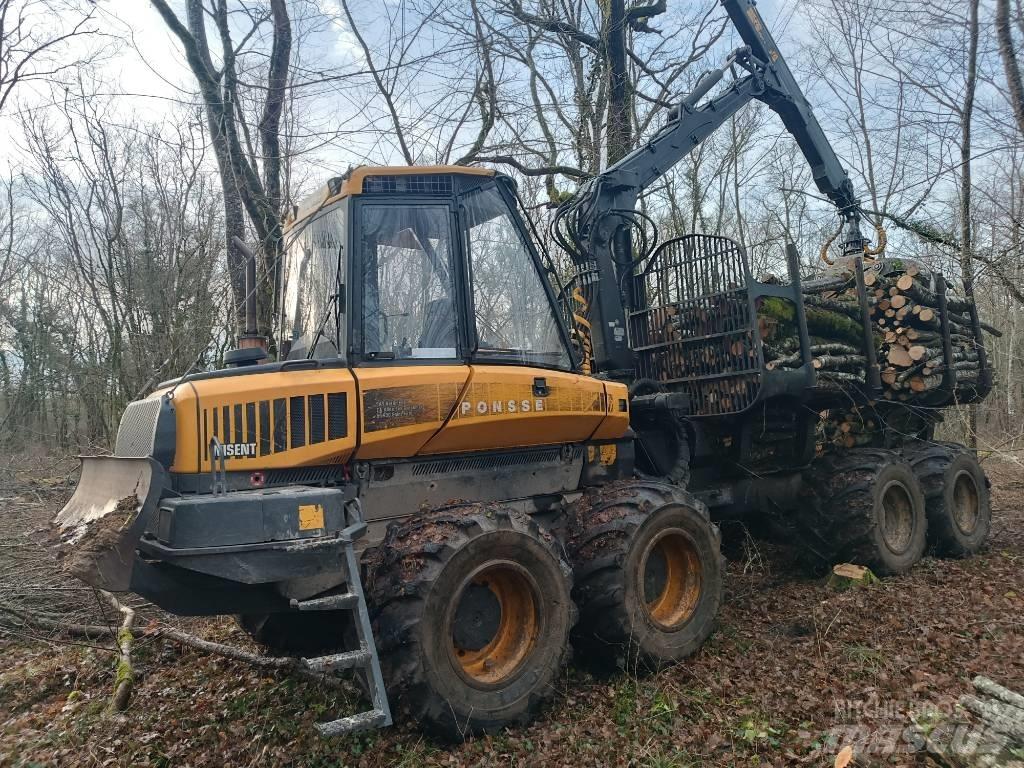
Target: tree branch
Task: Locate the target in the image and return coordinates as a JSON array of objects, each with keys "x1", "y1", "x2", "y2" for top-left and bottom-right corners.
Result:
[
  {"x1": 626, "y1": 0, "x2": 667, "y2": 33},
  {"x1": 340, "y1": 0, "x2": 415, "y2": 164},
  {"x1": 506, "y1": 1, "x2": 604, "y2": 51},
  {"x1": 468, "y1": 155, "x2": 587, "y2": 179}
]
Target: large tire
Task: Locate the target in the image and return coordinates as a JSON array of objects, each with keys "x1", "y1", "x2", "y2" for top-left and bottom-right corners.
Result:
[
  {"x1": 566, "y1": 480, "x2": 722, "y2": 672},
  {"x1": 905, "y1": 442, "x2": 991, "y2": 557},
  {"x1": 364, "y1": 503, "x2": 575, "y2": 741},
  {"x1": 797, "y1": 448, "x2": 927, "y2": 575}
]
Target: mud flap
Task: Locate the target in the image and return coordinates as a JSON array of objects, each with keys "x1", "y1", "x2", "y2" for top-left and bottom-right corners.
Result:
[{"x1": 52, "y1": 456, "x2": 165, "y2": 592}]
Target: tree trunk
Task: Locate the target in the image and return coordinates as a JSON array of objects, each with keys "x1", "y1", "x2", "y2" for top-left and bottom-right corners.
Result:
[
  {"x1": 997, "y1": 0, "x2": 1024, "y2": 139},
  {"x1": 604, "y1": 0, "x2": 631, "y2": 165},
  {"x1": 177, "y1": 0, "x2": 248, "y2": 335},
  {"x1": 257, "y1": 0, "x2": 291, "y2": 339},
  {"x1": 151, "y1": 0, "x2": 291, "y2": 342},
  {"x1": 961, "y1": 0, "x2": 980, "y2": 448}
]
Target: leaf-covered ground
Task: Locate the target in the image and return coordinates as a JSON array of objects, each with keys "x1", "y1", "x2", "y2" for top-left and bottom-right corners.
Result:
[{"x1": 1, "y1": 459, "x2": 1021, "y2": 767}]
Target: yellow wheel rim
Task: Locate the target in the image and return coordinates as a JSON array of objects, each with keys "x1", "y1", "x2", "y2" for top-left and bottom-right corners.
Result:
[
  {"x1": 880, "y1": 480, "x2": 915, "y2": 554},
  {"x1": 450, "y1": 562, "x2": 539, "y2": 686},
  {"x1": 642, "y1": 529, "x2": 703, "y2": 630},
  {"x1": 952, "y1": 470, "x2": 980, "y2": 535}
]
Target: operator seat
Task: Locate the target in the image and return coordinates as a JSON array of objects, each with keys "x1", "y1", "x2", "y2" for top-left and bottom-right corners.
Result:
[{"x1": 419, "y1": 298, "x2": 456, "y2": 348}]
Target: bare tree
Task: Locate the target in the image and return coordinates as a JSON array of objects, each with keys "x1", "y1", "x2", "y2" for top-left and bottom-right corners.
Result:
[
  {"x1": 9, "y1": 82, "x2": 225, "y2": 448},
  {"x1": 0, "y1": 0, "x2": 104, "y2": 114},
  {"x1": 149, "y1": 0, "x2": 292, "y2": 340}
]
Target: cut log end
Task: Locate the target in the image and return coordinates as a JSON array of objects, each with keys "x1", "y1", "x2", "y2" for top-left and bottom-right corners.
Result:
[{"x1": 888, "y1": 346, "x2": 913, "y2": 367}]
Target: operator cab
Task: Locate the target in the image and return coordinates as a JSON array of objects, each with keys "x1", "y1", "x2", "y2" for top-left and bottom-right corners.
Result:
[{"x1": 280, "y1": 167, "x2": 573, "y2": 371}]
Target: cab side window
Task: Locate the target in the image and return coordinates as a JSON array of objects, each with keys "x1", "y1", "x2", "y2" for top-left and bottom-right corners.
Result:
[{"x1": 360, "y1": 205, "x2": 458, "y2": 359}]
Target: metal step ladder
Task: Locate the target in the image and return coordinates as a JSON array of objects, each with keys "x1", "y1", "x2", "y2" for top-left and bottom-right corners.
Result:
[{"x1": 292, "y1": 500, "x2": 392, "y2": 737}]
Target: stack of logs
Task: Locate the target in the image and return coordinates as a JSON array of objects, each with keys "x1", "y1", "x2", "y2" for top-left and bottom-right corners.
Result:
[{"x1": 762, "y1": 258, "x2": 994, "y2": 402}]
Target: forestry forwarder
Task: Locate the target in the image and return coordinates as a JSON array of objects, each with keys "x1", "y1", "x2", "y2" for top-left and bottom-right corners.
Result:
[{"x1": 53, "y1": 0, "x2": 993, "y2": 740}]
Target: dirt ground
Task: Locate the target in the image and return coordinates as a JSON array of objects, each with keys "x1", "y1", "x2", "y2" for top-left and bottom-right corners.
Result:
[{"x1": 1, "y1": 457, "x2": 1022, "y2": 767}]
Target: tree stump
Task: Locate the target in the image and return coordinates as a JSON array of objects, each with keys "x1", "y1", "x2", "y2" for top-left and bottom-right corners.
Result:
[{"x1": 826, "y1": 563, "x2": 879, "y2": 591}]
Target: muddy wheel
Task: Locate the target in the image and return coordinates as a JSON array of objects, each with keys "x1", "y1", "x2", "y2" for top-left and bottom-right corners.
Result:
[
  {"x1": 798, "y1": 448, "x2": 927, "y2": 575},
  {"x1": 566, "y1": 480, "x2": 722, "y2": 672},
  {"x1": 365, "y1": 504, "x2": 574, "y2": 741},
  {"x1": 905, "y1": 442, "x2": 991, "y2": 557},
  {"x1": 235, "y1": 611, "x2": 355, "y2": 656}
]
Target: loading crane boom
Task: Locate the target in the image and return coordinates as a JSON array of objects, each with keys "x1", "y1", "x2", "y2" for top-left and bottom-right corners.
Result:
[{"x1": 558, "y1": 0, "x2": 867, "y2": 375}]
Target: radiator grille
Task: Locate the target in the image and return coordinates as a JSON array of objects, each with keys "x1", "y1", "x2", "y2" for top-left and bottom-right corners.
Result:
[
  {"x1": 203, "y1": 391, "x2": 349, "y2": 461},
  {"x1": 411, "y1": 447, "x2": 573, "y2": 476},
  {"x1": 265, "y1": 466, "x2": 344, "y2": 485},
  {"x1": 328, "y1": 393, "x2": 347, "y2": 440},
  {"x1": 361, "y1": 174, "x2": 453, "y2": 195},
  {"x1": 114, "y1": 398, "x2": 162, "y2": 457},
  {"x1": 290, "y1": 396, "x2": 306, "y2": 448}
]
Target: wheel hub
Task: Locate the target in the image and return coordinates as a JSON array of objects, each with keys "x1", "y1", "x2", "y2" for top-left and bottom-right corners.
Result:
[
  {"x1": 644, "y1": 547, "x2": 668, "y2": 603},
  {"x1": 450, "y1": 562, "x2": 539, "y2": 686},
  {"x1": 641, "y1": 528, "x2": 702, "y2": 630},
  {"x1": 952, "y1": 470, "x2": 980, "y2": 535},
  {"x1": 452, "y1": 583, "x2": 502, "y2": 651},
  {"x1": 880, "y1": 480, "x2": 915, "y2": 554}
]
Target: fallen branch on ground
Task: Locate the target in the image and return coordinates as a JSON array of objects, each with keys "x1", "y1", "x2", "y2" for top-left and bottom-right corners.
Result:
[
  {"x1": 0, "y1": 604, "x2": 347, "y2": 694},
  {"x1": 101, "y1": 591, "x2": 135, "y2": 712}
]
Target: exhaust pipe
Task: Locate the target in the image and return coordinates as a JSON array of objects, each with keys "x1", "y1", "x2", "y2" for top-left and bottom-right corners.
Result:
[
  {"x1": 227, "y1": 236, "x2": 268, "y2": 365},
  {"x1": 244, "y1": 244, "x2": 258, "y2": 340}
]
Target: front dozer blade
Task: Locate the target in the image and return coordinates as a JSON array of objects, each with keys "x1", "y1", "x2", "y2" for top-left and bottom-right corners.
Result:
[{"x1": 52, "y1": 456, "x2": 165, "y2": 592}]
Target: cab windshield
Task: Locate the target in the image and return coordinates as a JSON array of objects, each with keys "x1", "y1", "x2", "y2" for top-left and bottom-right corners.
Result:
[
  {"x1": 463, "y1": 185, "x2": 570, "y2": 369},
  {"x1": 281, "y1": 203, "x2": 346, "y2": 360}
]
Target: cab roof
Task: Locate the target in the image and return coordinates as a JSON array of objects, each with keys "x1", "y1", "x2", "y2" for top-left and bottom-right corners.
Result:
[{"x1": 285, "y1": 165, "x2": 496, "y2": 231}]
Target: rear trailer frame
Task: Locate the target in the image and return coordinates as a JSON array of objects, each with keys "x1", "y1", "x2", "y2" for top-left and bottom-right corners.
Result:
[{"x1": 629, "y1": 234, "x2": 992, "y2": 413}]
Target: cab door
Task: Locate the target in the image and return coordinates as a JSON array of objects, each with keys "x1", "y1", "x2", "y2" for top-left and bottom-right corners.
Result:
[
  {"x1": 421, "y1": 181, "x2": 610, "y2": 454},
  {"x1": 349, "y1": 199, "x2": 471, "y2": 459}
]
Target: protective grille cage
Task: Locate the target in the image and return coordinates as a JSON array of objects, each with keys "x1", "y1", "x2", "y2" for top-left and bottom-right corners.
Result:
[
  {"x1": 630, "y1": 234, "x2": 761, "y2": 416},
  {"x1": 202, "y1": 392, "x2": 348, "y2": 462}
]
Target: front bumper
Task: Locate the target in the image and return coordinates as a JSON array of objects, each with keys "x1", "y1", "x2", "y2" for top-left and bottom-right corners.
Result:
[{"x1": 138, "y1": 530, "x2": 349, "y2": 585}]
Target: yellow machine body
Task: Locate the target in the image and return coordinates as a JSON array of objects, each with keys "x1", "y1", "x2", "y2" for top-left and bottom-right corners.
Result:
[
  {"x1": 55, "y1": 164, "x2": 634, "y2": 610},
  {"x1": 165, "y1": 366, "x2": 629, "y2": 474}
]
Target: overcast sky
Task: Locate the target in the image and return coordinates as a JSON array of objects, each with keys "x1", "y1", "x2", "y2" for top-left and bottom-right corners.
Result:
[{"x1": 3, "y1": 0, "x2": 815, "y2": 196}]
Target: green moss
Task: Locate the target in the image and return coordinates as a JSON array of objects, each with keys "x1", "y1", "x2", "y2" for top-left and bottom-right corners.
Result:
[
  {"x1": 733, "y1": 716, "x2": 783, "y2": 747},
  {"x1": 804, "y1": 307, "x2": 864, "y2": 347},
  {"x1": 613, "y1": 681, "x2": 639, "y2": 726},
  {"x1": 114, "y1": 659, "x2": 133, "y2": 687},
  {"x1": 826, "y1": 565, "x2": 879, "y2": 591},
  {"x1": 843, "y1": 644, "x2": 884, "y2": 672},
  {"x1": 759, "y1": 296, "x2": 795, "y2": 322}
]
